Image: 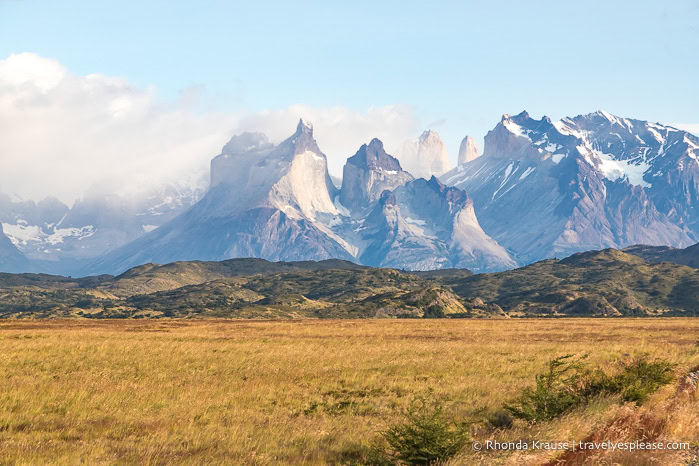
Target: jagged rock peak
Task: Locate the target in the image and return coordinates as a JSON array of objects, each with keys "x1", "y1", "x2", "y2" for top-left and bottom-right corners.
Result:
[
  {"x1": 340, "y1": 138, "x2": 413, "y2": 210},
  {"x1": 398, "y1": 129, "x2": 451, "y2": 179},
  {"x1": 423, "y1": 176, "x2": 469, "y2": 205},
  {"x1": 458, "y1": 135, "x2": 480, "y2": 165},
  {"x1": 296, "y1": 118, "x2": 313, "y2": 134},
  {"x1": 347, "y1": 138, "x2": 403, "y2": 171},
  {"x1": 222, "y1": 132, "x2": 272, "y2": 156},
  {"x1": 275, "y1": 118, "x2": 322, "y2": 157},
  {"x1": 419, "y1": 129, "x2": 441, "y2": 143},
  {"x1": 502, "y1": 110, "x2": 530, "y2": 122},
  {"x1": 378, "y1": 190, "x2": 397, "y2": 206}
]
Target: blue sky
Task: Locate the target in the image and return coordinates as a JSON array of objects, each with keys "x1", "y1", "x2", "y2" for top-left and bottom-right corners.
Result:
[{"x1": 0, "y1": 0, "x2": 697, "y2": 200}]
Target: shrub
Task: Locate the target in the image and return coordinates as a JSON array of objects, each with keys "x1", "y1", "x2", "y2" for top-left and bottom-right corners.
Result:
[
  {"x1": 504, "y1": 354, "x2": 589, "y2": 422},
  {"x1": 585, "y1": 355, "x2": 675, "y2": 404},
  {"x1": 503, "y1": 354, "x2": 675, "y2": 424},
  {"x1": 371, "y1": 396, "x2": 469, "y2": 465},
  {"x1": 487, "y1": 408, "x2": 513, "y2": 429}
]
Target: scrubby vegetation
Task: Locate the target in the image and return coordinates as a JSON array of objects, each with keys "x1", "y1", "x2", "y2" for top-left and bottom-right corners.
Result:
[
  {"x1": 503, "y1": 354, "x2": 591, "y2": 422},
  {"x1": 503, "y1": 354, "x2": 676, "y2": 423},
  {"x1": 369, "y1": 395, "x2": 470, "y2": 465}
]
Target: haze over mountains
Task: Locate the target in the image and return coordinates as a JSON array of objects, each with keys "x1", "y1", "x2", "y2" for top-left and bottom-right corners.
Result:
[{"x1": 0, "y1": 110, "x2": 697, "y2": 276}]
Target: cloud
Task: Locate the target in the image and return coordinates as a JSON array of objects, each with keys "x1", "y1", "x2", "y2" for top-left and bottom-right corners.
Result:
[{"x1": 0, "y1": 53, "x2": 420, "y2": 204}]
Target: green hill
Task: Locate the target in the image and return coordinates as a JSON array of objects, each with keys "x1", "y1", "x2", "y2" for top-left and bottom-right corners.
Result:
[
  {"x1": 443, "y1": 249, "x2": 699, "y2": 316},
  {"x1": 0, "y1": 249, "x2": 696, "y2": 318}
]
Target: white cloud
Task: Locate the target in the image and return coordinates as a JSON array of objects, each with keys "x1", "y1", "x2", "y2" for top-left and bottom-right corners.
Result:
[{"x1": 0, "y1": 53, "x2": 419, "y2": 204}]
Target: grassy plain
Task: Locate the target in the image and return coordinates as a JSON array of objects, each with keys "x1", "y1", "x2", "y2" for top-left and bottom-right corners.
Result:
[{"x1": 0, "y1": 319, "x2": 697, "y2": 465}]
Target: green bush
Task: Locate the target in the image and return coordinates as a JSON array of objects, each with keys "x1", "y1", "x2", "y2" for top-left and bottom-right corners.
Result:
[
  {"x1": 585, "y1": 356, "x2": 675, "y2": 404},
  {"x1": 504, "y1": 354, "x2": 589, "y2": 422},
  {"x1": 504, "y1": 354, "x2": 675, "y2": 424},
  {"x1": 370, "y1": 396, "x2": 469, "y2": 465}
]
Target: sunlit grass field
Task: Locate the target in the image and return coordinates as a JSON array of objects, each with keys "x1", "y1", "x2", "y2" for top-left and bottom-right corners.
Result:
[{"x1": 1, "y1": 319, "x2": 697, "y2": 465}]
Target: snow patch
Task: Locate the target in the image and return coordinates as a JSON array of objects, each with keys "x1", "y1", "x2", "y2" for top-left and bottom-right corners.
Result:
[
  {"x1": 324, "y1": 216, "x2": 343, "y2": 227},
  {"x1": 553, "y1": 118, "x2": 585, "y2": 139},
  {"x1": 492, "y1": 162, "x2": 516, "y2": 200},
  {"x1": 3, "y1": 221, "x2": 97, "y2": 247},
  {"x1": 333, "y1": 196, "x2": 351, "y2": 217},
  {"x1": 593, "y1": 150, "x2": 651, "y2": 187},
  {"x1": 503, "y1": 120, "x2": 530, "y2": 139},
  {"x1": 519, "y1": 166, "x2": 536, "y2": 180},
  {"x1": 405, "y1": 217, "x2": 427, "y2": 226},
  {"x1": 1, "y1": 222, "x2": 43, "y2": 246},
  {"x1": 47, "y1": 226, "x2": 96, "y2": 244},
  {"x1": 543, "y1": 143, "x2": 561, "y2": 153},
  {"x1": 551, "y1": 153, "x2": 565, "y2": 164},
  {"x1": 684, "y1": 136, "x2": 699, "y2": 150}
]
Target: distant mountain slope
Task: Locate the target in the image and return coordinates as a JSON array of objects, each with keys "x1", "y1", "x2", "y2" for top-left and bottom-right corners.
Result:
[
  {"x1": 441, "y1": 111, "x2": 698, "y2": 264},
  {"x1": 82, "y1": 120, "x2": 357, "y2": 275},
  {"x1": 2, "y1": 110, "x2": 697, "y2": 276},
  {"x1": 358, "y1": 177, "x2": 516, "y2": 271},
  {"x1": 0, "y1": 174, "x2": 207, "y2": 268},
  {"x1": 0, "y1": 224, "x2": 39, "y2": 273},
  {"x1": 624, "y1": 242, "x2": 699, "y2": 268}
]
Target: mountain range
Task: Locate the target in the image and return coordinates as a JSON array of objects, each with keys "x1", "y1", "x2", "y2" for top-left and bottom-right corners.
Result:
[
  {"x1": 0, "y1": 110, "x2": 697, "y2": 276},
  {"x1": 442, "y1": 111, "x2": 698, "y2": 263}
]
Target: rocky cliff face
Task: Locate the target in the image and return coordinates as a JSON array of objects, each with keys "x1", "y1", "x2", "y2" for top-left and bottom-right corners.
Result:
[
  {"x1": 359, "y1": 177, "x2": 515, "y2": 272},
  {"x1": 84, "y1": 122, "x2": 513, "y2": 275},
  {"x1": 441, "y1": 110, "x2": 698, "y2": 263},
  {"x1": 339, "y1": 138, "x2": 413, "y2": 212},
  {"x1": 83, "y1": 120, "x2": 356, "y2": 275},
  {"x1": 397, "y1": 130, "x2": 451, "y2": 179},
  {"x1": 458, "y1": 135, "x2": 480, "y2": 165}
]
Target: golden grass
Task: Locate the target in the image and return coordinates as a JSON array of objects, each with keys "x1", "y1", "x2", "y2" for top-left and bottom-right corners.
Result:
[{"x1": 0, "y1": 319, "x2": 697, "y2": 465}]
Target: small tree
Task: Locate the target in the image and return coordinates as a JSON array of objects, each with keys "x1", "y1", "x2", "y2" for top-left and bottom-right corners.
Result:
[
  {"x1": 504, "y1": 354, "x2": 589, "y2": 422},
  {"x1": 372, "y1": 395, "x2": 469, "y2": 465}
]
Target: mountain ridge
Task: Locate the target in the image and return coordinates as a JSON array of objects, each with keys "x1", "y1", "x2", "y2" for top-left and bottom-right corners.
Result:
[
  {"x1": 0, "y1": 246, "x2": 696, "y2": 319},
  {"x1": 441, "y1": 110, "x2": 698, "y2": 264},
  {"x1": 80, "y1": 119, "x2": 514, "y2": 275},
  {"x1": 1, "y1": 110, "x2": 697, "y2": 277}
]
